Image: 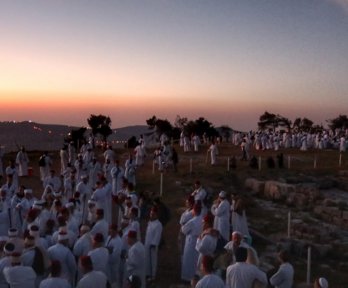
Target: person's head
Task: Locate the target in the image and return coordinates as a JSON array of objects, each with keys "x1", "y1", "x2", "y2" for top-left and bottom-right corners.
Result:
[
  {"x1": 149, "y1": 207, "x2": 158, "y2": 221},
  {"x1": 186, "y1": 195, "x2": 195, "y2": 209},
  {"x1": 314, "y1": 277, "x2": 329, "y2": 288},
  {"x1": 218, "y1": 190, "x2": 227, "y2": 200},
  {"x1": 200, "y1": 255, "x2": 214, "y2": 275},
  {"x1": 235, "y1": 247, "x2": 248, "y2": 263},
  {"x1": 24, "y1": 189, "x2": 33, "y2": 199},
  {"x1": 130, "y1": 207, "x2": 138, "y2": 219},
  {"x1": 202, "y1": 213, "x2": 214, "y2": 230},
  {"x1": 127, "y1": 230, "x2": 137, "y2": 246},
  {"x1": 79, "y1": 256, "x2": 93, "y2": 274},
  {"x1": 109, "y1": 224, "x2": 118, "y2": 238},
  {"x1": 11, "y1": 252, "x2": 22, "y2": 266},
  {"x1": 232, "y1": 231, "x2": 243, "y2": 245},
  {"x1": 126, "y1": 274, "x2": 141, "y2": 288},
  {"x1": 50, "y1": 260, "x2": 62, "y2": 277},
  {"x1": 278, "y1": 250, "x2": 290, "y2": 264},
  {"x1": 194, "y1": 180, "x2": 201, "y2": 189},
  {"x1": 57, "y1": 231, "x2": 69, "y2": 246},
  {"x1": 96, "y1": 208, "x2": 104, "y2": 220},
  {"x1": 80, "y1": 225, "x2": 90, "y2": 236},
  {"x1": 93, "y1": 233, "x2": 104, "y2": 247}
]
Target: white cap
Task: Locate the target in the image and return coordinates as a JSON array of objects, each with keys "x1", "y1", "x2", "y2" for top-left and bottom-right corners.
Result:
[
  {"x1": 65, "y1": 202, "x2": 74, "y2": 208},
  {"x1": 24, "y1": 189, "x2": 33, "y2": 194},
  {"x1": 318, "y1": 278, "x2": 328, "y2": 288},
  {"x1": 219, "y1": 191, "x2": 226, "y2": 198},
  {"x1": 8, "y1": 228, "x2": 18, "y2": 237}
]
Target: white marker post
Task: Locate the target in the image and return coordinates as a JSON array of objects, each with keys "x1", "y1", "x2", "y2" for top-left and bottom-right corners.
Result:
[
  {"x1": 287, "y1": 155, "x2": 291, "y2": 169},
  {"x1": 258, "y1": 156, "x2": 262, "y2": 171},
  {"x1": 306, "y1": 246, "x2": 311, "y2": 284},
  {"x1": 160, "y1": 173, "x2": 163, "y2": 197},
  {"x1": 339, "y1": 153, "x2": 342, "y2": 167},
  {"x1": 287, "y1": 211, "x2": 291, "y2": 238},
  {"x1": 227, "y1": 157, "x2": 230, "y2": 172},
  {"x1": 190, "y1": 158, "x2": 193, "y2": 174},
  {"x1": 314, "y1": 155, "x2": 317, "y2": 169}
]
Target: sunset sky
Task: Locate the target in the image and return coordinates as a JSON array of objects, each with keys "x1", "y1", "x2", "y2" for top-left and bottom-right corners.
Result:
[{"x1": 0, "y1": 0, "x2": 347, "y2": 131}]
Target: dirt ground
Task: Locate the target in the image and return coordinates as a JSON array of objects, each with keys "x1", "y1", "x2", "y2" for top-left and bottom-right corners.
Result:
[{"x1": 2, "y1": 143, "x2": 348, "y2": 287}]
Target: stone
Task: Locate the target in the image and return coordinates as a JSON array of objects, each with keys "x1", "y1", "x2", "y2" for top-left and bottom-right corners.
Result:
[
  {"x1": 244, "y1": 178, "x2": 265, "y2": 195},
  {"x1": 264, "y1": 181, "x2": 296, "y2": 201}
]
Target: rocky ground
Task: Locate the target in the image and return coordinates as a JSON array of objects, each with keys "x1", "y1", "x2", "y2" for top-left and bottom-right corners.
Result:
[{"x1": 2, "y1": 143, "x2": 348, "y2": 287}]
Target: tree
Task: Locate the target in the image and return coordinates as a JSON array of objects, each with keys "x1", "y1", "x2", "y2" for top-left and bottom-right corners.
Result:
[
  {"x1": 258, "y1": 112, "x2": 291, "y2": 131},
  {"x1": 174, "y1": 115, "x2": 188, "y2": 130},
  {"x1": 87, "y1": 114, "x2": 112, "y2": 144},
  {"x1": 146, "y1": 116, "x2": 173, "y2": 137},
  {"x1": 64, "y1": 127, "x2": 87, "y2": 149},
  {"x1": 184, "y1": 117, "x2": 219, "y2": 139},
  {"x1": 327, "y1": 115, "x2": 348, "y2": 131},
  {"x1": 292, "y1": 117, "x2": 313, "y2": 132},
  {"x1": 219, "y1": 125, "x2": 232, "y2": 142}
]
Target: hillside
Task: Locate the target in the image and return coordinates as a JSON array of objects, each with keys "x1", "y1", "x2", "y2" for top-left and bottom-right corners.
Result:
[{"x1": 0, "y1": 121, "x2": 149, "y2": 152}]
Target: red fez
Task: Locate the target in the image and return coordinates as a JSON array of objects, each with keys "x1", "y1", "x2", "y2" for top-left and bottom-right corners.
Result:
[
  {"x1": 130, "y1": 207, "x2": 138, "y2": 215},
  {"x1": 150, "y1": 206, "x2": 158, "y2": 214},
  {"x1": 93, "y1": 233, "x2": 104, "y2": 243},
  {"x1": 203, "y1": 212, "x2": 214, "y2": 224},
  {"x1": 60, "y1": 207, "x2": 68, "y2": 214},
  {"x1": 80, "y1": 256, "x2": 93, "y2": 269},
  {"x1": 27, "y1": 209, "x2": 38, "y2": 219},
  {"x1": 74, "y1": 192, "x2": 80, "y2": 198},
  {"x1": 127, "y1": 230, "x2": 137, "y2": 239},
  {"x1": 96, "y1": 209, "x2": 104, "y2": 216},
  {"x1": 193, "y1": 202, "x2": 202, "y2": 214},
  {"x1": 50, "y1": 260, "x2": 62, "y2": 276},
  {"x1": 187, "y1": 195, "x2": 195, "y2": 206},
  {"x1": 109, "y1": 224, "x2": 118, "y2": 231}
]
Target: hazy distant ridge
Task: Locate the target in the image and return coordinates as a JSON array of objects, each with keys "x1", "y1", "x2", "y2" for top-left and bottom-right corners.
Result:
[{"x1": 0, "y1": 121, "x2": 149, "y2": 152}]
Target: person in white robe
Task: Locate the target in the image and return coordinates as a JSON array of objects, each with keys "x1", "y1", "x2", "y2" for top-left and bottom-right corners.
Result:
[
  {"x1": 47, "y1": 232, "x2": 77, "y2": 284},
  {"x1": 192, "y1": 134, "x2": 200, "y2": 152},
  {"x1": 103, "y1": 145, "x2": 115, "y2": 164},
  {"x1": 211, "y1": 191, "x2": 230, "y2": 241},
  {"x1": 39, "y1": 152, "x2": 52, "y2": 182},
  {"x1": 3, "y1": 252, "x2": 37, "y2": 288},
  {"x1": 225, "y1": 247, "x2": 267, "y2": 288},
  {"x1": 16, "y1": 147, "x2": 29, "y2": 177},
  {"x1": 73, "y1": 225, "x2": 92, "y2": 258},
  {"x1": 88, "y1": 158, "x2": 102, "y2": 189},
  {"x1": 270, "y1": 250, "x2": 294, "y2": 288},
  {"x1": 195, "y1": 214, "x2": 218, "y2": 276},
  {"x1": 39, "y1": 260, "x2": 71, "y2": 288},
  {"x1": 5, "y1": 160, "x2": 19, "y2": 190},
  {"x1": 43, "y1": 170, "x2": 62, "y2": 193},
  {"x1": 76, "y1": 256, "x2": 107, "y2": 288},
  {"x1": 0, "y1": 242, "x2": 15, "y2": 288},
  {"x1": 178, "y1": 196, "x2": 194, "y2": 257},
  {"x1": 231, "y1": 194, "x2": 250, "y2": 238},
  {"x1": 126, "y1": 230, "x2": 146, "y2": 288},
  {"x1": 105, "y1": 224, "x2": 122, "y2": 286},
  {"x1": 207, "y1": 141, "x2": 218, "y2": 165},
  {"x1": 195, "y1": 255, "x2": 225, "y2": 288},
  {"x1": 181, "y1": 203, "x2": 203, "y2": 282},
  {"x1": 111, "y1": 160, "x2": 124, "y2": 194},
  {"x1": 144, "y1": 207, "x2": 163, "y2": 281},
  {"x1": 134, "y1": 144, "x2": 145, "y2": 167},
  {"x1": 125, "y1": 154, "x2": 136, "y2": 186},
  {"x1": 60, "y1": 146, "x2": 69, "y2": 176},
  {"x1": 90, "y1": 209, "x2": 109, "y2": 242},
  {"x1": 87, "y1": 233, "x2": 109, "y2": 278}
]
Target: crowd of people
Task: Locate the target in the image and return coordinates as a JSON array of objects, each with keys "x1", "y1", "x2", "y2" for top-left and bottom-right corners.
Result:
[
  {"x1": 0, "y1": 127, "x2": 338, "y2": 288},
  {"x1": 0, "y1": 137, "x2": 166, "y2": 288}
]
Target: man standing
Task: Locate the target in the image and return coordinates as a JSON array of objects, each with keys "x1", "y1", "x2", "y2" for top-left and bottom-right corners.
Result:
[
  {"x1": 144, "y1": 207, "x2": 163, "y2": 283},
  {"x1": 76, "y1": 256, "x2": 107, "y2": 288},
  {"x1": 211, "y1": 191, "x2": 230, "y2": 242},
  {"x1": 126, "y1": 230, "x2": 145, "y2": 288},
  {"x1": 270, "y1": 250, "x2": 294, "y2": 288},
  {"x1": 225, "y1": 247, "x2": 267, "y2": 288},
  {"x1": 195, "y1": 255, "x2": 225, "y2": 288}
]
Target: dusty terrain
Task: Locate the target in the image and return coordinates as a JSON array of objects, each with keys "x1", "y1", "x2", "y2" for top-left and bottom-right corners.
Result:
[{"x1": 2, "y1": 143, "x2": 348, "y2": 287}]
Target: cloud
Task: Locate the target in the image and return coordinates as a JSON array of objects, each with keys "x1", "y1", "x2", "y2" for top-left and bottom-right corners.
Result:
[{"x1": 329, "y1": 0, "x2": 348, "y2": 14}]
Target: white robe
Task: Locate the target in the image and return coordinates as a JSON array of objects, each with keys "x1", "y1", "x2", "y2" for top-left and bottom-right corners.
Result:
[
  {"x1": 3, "y1": 265, "x2": 37, "y2": 288},
  {"x1": 0, "y1": 256, "x2": 11, "y2": 288},
  {"x1": 39, "y1": 277, "x2": 71, "y2": 288},
  {"x1": 195, "y1": 274, "x2": 225, "y2": 288},
  {"x1": 270, "y1": 262, "x2": 294, "y2": 288},
  {"x1": 47, "y1": 243, "x2": 77, "y2": 284},
  {"x1": 181, "y1": 215, "x2": 203, "y2": 281},
  {"x1": 126, "y1": 241, "x2": 146, "y2": 288},
  {"x1": 16, "y1": 151, "x2": 29, "y2": 177},
  {"x1": 105, "y1": 235, "x2": 122, "y2": 285},
  {"x1": 88, "y1": 247, "x2": 109, "y2": 278},
  {"x1": 212, "y1": 199, "x2": 230, "y2": 241},
  {"x1": 144, "y1": 219, "x2": 163, "y2": 279},
  {"x1": 225, "y1": 262, "x2": 267, "y2": 288},
  {"x1": 76, "y1": 271, "x2": 107, "y2": 288}
]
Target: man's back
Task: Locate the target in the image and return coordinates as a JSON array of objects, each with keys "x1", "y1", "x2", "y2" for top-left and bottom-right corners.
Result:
[{"x1": 226, "y1": 262, "x2": 267, "y2": 288}]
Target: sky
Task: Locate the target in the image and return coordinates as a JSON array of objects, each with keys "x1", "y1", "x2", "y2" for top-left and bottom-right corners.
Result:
[{"x1": 0, "y1": 0, "x2": 347, "y2": 131}]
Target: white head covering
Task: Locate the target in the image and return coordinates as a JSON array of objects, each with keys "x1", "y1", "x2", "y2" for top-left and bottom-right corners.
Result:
[
  {"x1": 24, "y1": 189, "x2": 33, "y2": 194},
  {"x1": 219, "y1": 191, "x2": 226, "y2": 198},
  {"x1": 318, "y1": 278, "x2": 328, "y2": 288}
]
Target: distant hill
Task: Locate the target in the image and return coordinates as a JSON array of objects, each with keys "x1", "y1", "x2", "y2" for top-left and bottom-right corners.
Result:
[{"x1": 0, "y1": 121, "x2": 151, "y2": 152}]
